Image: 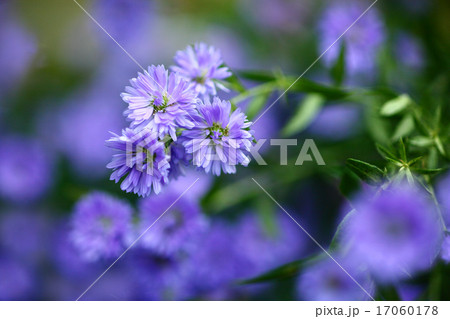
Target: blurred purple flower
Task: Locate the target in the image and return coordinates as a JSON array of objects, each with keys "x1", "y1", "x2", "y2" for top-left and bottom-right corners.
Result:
[
  {"x1": 181, "y1": 97, "x2": 253, "y2": 176},
  {"x1": 92, "y1": 0, "x2": 152, "y2": 45},
  {"x1": 49, "y1": 88, "x2": 125, "y2": 178},
  {"x1": 122, "y1": 65, "x2": 198, "y2": 140},
  {"x1": 185, "y1": 222, "x2": 253, "y2": 297},
  {"x1": 343, "y1": 183, "x2": 443, "y2": 282},
  {"x1": 395, "y1": 33, "x2": 425, "y2": 70},
  {"x1": 70, "y1": 192, "x2": 133, "y2": 262},
  {"x1": 318, "y1": 0, "x2": 385, "y2": 76},
  {"x1": 129, "y1": 251, "x2": 192, "y2": 300},
  {"x1": 0, "y1": 136, "x2": 53, "y2": 203},
  {"x1": 0, "y1": 211, "x2": 49, "y2": 263},
  {"x1": 0, "y1": 5, "x2": 36, "y2": 94},
  {"x1": 397, "y1": 284, "x2": 424, "y2": 301},
  {"x1": 296, "y1": 257, "x2": 374, "y2": 301},
  {"x1": 436, "y1": 172, "x2": 450, "y2": 226},
  {"x1": 244, "y1": 0, "x2": 310, "y2": 33},
  {"x1": 0, "y1": 257, "x2": 34, "y2": 301},
  {"x1": 235, "y1": 213, "x2": 306, "y2": 276},
  {"x1": 172, "y1": 43, "x2": 231, "y2": 97},
  {"x1": 106, "y1": 128, "x2": 170, "y2": 196},
  {"x1": 308, "y1": 104, "x2": 362, "y2": 140},
  {"x1": 51, "y1": 222, "x2": 101, "y2": 279},
  {"x1": 136, "y1": 192, "x2": 208, "y2": 256},
  {"x1": 441, "y1": 235, "x2": 450, "y2": 263}
]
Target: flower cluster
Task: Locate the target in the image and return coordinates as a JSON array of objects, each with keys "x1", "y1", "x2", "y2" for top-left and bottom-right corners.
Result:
[{"x1": 107, "y1": 43, "x2": 254, "y2": 197}]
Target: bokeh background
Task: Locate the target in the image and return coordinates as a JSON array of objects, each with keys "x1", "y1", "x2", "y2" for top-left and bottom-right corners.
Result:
[{"x1": 0, "y1": 0, "x2": 449, "y2": 300}]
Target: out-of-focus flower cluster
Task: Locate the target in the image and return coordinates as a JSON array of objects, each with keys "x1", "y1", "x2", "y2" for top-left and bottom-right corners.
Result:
[{"x1": 67, "y1": 187, "x2": 307, "y2": 300}]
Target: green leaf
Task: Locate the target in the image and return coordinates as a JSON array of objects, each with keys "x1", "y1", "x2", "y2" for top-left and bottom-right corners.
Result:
[
  {"x1": 246, "y1": 92, "x2": 271, "y2": 120},
  {"x1": 346, "y1": 158, "x2": 385, "y2": 185},
  {"x1": 392, "y1": 114, "x2": 415, "y2": 141},
  {"x1": 288, "y1": 78, "x2": 348, "y2": 99},
  {"x1": 239, "y1": 255, "x2": 321, "y2": 284},
  {"x1": 409, "y1": 136, "x2": 434, "y2": 148},
  {"x1": 339, "y1": 170, "x2": 361, "y2": 199},
  {"x1": 236, "y1": 70, "x2": 276, "y2": 83},
  {"x1": 329, "y1": 209, "x2": 356, "y2": 251},
  {"x1": 380, "y1": 94, "x2": 412, "y2": 116},
  {"x1": 281, "y1": 94, "x2": 324, "y2": 136},
  {"x1": 330, "y1": 42, "x2": 346, "y2": 86},
  {"x1": 434, "y1": 136, "x2": 446, "y2": 156},
  {"x1": 413, "y1": 167, "x2": 444, "y2": 175},
  {"x1": 398, "y1": 138, "x2": 407, "y2": 162},
  {"x1": 376, "y1": 143, "x2": 401, "y2": 164},
  {"x1": 223, "y1": 72, "x2": 246, "y2": 93}
]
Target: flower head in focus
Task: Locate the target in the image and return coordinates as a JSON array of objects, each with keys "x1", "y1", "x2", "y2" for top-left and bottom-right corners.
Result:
[
  {"x1": 181, "y1": 97, "x2": 253, "y2": 176},
  {"x1": 121, "y1": 65, "x2": 198, "y2": 140},
  {"x1": 70, "y1": 192, "x2": 133, "y2": 261},
  {"x1": 296, "y1": 257, "x2": 374, "y2": 301},
  {"x1": 343, "y1": 183, "x2": 443, "y2": 282},
  {"x1": 106, "y1": 128, "x2": 170, "y2": 196},
  {"x1": 172, "y1": 43, "x2": 231, "y2": 97}
]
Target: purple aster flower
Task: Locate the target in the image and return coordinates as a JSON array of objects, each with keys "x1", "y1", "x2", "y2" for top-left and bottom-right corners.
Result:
[
  {"x1": 296, "y1": 257, "x2": 374, "y2": 301},
  {"x1": 0, "y1": 136, "x2": 53, "y2": 203},
  {"x1": 0, "y1": 211, "x2": 49, "y2": 263},
  {"x1": 308, "y1": 104, "x2": 362, "y2": 140},
  {"x1": 135, "y1": 192, "x2": 208, "y2": 256},
  {"x1": 106, "y1": 127, "x2": 170, "y2": 196},
  {"x1": 436, "y1": 172, "x2": 450, "y2": 226},
  {"x1": 343, "y1": 183, "x2": 443, "y2": 282},
  {"x1": 181, "y1": 97, "x2": 253, "y2": 176},
  {"x1": 171, "y1": 43, "x2": 231, "y2": 97},
  {"x1": 70, "y1": 192, "x2": 133, "y2": 262},
  {"x1": 441, "y1": 235, "x2": 450, "y2": 263},
  {"x1": 0, "y1": 257, "x2": 34, "y2": 301},
  {"x1": 129, "y1": 251, "x2": 193, "y2": 300},
  {"x1": 121, "y1": 65, "x2": 198, "y2": 140},
  {"x1": 318, "y1": 0, "x2": 385, "y2": 77}
]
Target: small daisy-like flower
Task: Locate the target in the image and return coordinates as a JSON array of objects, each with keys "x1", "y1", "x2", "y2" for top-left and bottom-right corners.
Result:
[
  {"x1": 106, "y1": 127, "x2": 170, "y2": 196},
  {"x1": 70, "y1": 192, "x2": 133, "y2": 262},
  {"x1": 171, "y1": 43, "x2": 231, "y2": 97},
  {"x1": 343, "y1": 183, "x2": 442, "y2": 282},
  {"x1": 181, "y1": 97, "x2": 253, "y2": 176},
  {"x1": 121, "y1": 65, "x2": 198, "y2": 140}
]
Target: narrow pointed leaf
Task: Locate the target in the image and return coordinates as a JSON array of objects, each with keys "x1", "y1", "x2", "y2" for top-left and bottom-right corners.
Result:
[{"x1": 346, "y1": 158, "x2": 385, "y2": 185}]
